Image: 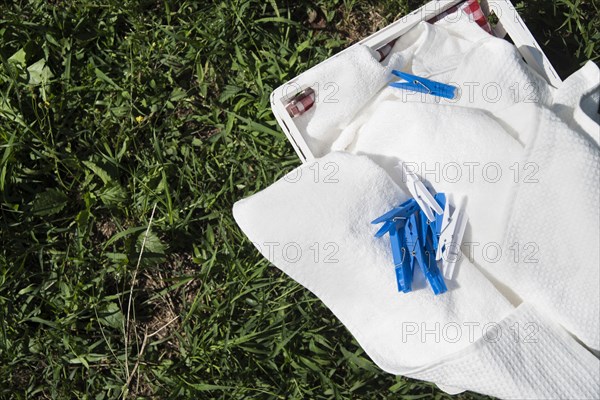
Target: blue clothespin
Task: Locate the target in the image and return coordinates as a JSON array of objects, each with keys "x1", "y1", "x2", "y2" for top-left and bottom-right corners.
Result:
[
  {"x1": 403, "y1": 213, "x2": 423, "y2": 286},
  {"x1": 390, "y1": 223, "x2": 413, "y2": 293},
  {"x1": 416, "y1": 211, "x2": 447, "y2": 295},
  {"x1": 372, "y1": 198, "x2": 420, "y2": 238},
  {"x1": 389, "y1": 70, "x2": 457, "y2": 100},
  {"x1": 372, "y1": 199, "x2": 419, "y2": 292}
]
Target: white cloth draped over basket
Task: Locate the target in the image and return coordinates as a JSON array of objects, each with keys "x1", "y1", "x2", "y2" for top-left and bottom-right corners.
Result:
[{"x1": 233, "y1": 9, "x2": 600, "y2": 399}]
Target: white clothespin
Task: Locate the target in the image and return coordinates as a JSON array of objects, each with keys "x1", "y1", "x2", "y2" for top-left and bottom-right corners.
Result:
[
  {"x1": 399, "y1": 163, "x2": 442, "y2": 222},
  {"x1": 436, "y1": 195, "x2": 468, "y2": 279}
]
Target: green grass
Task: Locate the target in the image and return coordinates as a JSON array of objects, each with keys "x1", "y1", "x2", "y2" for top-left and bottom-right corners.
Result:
[{"x1": 0, "y1": 0, "x2": 597, "y2": 398}]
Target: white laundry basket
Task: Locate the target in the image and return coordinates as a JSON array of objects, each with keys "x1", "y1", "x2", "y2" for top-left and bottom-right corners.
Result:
[{"x1": 269, "y1": 0, "x2": 561, "y2": 162}]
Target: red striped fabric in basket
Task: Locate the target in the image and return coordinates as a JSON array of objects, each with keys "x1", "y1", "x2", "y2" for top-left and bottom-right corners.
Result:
[{"x1": 428, "y1": 0, "x2": 493, "y2": 34}]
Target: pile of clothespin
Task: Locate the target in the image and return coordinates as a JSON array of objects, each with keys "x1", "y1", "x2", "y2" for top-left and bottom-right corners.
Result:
[{"x1": 372, "y1": 165, "x2": 468, "y2": 295}]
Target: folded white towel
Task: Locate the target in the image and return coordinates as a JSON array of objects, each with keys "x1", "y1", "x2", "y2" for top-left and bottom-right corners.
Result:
[
  {"x1": 233, "y1": 152, "x2": 516, "y2": 369},
  {"x1": 291, "y1": 45, "x2": 404, "y2": 157},
  {"x1": 344, "y1": 100, "x2": 523, "y2": 251},
  {"x1": 233, "y1": 152, "x2": 600, "y2": 398},
  {"x1": 291, "y1": 9, "x2": 490, "y2": 157}
]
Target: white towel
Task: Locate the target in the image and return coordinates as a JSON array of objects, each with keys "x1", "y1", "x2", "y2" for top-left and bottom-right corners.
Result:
[
  {"x1": 291, "y1": 45, "x2": 404, "y2": 157},
  {"x1": 234, "y1": 152, "x2": 514, "y2": 368},
  {"x1": 290, "y1": 10, "x2": 491, "y2": 158},
  {"x1": 233, "y1": 152, "x2": 600, "y2": 398},
  {"x1": 500, "y1": 103, "x2": 600, "y2": 352},
  {"x1": 343, "y1": 100, "x2": 523, "y2": 251}
]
